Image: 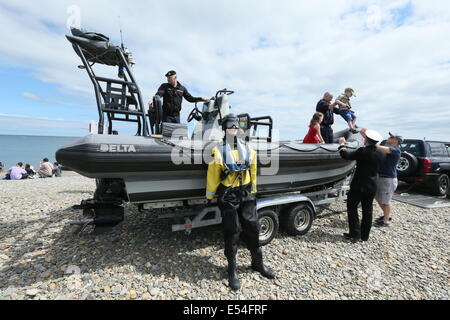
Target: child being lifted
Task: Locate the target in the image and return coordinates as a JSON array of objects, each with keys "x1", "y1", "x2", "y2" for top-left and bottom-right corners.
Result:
[{"x1": 335, "y1": 88, "x2": 358, "y2": 134}]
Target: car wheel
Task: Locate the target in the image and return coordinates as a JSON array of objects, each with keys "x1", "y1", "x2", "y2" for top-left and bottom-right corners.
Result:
[
  {"x1": 431, "y1": 174, "x2": 450, "y2": 196},
  {"x1": 280, "y1": 203, "x2": 314, "y2": 236},
  {"x1": 397, "y1": 152, "x2": 418, "y2": 177},
  {"x1": 258, "y1": 209, "x2": 279, "y2": 246}
]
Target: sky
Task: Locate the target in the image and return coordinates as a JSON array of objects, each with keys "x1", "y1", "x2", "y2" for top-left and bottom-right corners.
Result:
[{"x1": 0, "y1": 0, "x2": 449, "y2": 141}]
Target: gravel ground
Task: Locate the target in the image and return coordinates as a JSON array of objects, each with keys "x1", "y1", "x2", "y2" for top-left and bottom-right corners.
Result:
[{"x1": 0, "y1": 172, "x2": 448, "y2": 300}]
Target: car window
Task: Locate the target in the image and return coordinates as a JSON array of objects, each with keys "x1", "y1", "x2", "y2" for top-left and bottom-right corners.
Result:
[
  {"x1": 399, "y1": 142, "x2": 423, "y2": 157},
  {"x1": 429, "y1": 142, "x2": 446, "y2": 157}
]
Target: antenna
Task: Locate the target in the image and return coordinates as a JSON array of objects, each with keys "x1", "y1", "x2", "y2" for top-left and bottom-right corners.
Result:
[{"x1": 118, "y1": 16, "x2": 124, "y2": 50}]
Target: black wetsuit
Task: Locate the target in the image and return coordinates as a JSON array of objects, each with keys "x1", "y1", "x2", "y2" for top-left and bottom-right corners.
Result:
[{"x1": 217, "y1": 183, "x2": 260, "y2": 260}]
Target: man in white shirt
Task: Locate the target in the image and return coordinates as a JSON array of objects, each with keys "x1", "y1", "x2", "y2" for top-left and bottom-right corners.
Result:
[{"x1": 38, "y1": 158, "x2": 54, "y2": 178}]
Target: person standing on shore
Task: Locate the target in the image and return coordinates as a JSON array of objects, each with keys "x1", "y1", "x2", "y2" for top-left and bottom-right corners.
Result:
[
  {"x1": 373, "y1": 132, "x2": 403, "y2": 227},
  {"x1": 206, "y1": 114, "x2": 275, "y2": 290},
  {"x1": 38, "y1": 158, "x2": 53, "y2": 178},
  {"x1": 338, "y1": 129, "x2": 384, "y2": 242},
  {"x1": 316, "y1": 92, "x2": 339, "y2": 144}
]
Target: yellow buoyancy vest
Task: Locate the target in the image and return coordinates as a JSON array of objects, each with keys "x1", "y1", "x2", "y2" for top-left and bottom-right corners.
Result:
[{"x1": 206, "y1": 143, "x2": 257, "y2": 200}]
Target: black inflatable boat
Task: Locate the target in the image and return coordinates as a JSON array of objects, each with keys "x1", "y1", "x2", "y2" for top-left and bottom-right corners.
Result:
[{"x1": 56, "y1": 28, "x2": 362, "y2": 204}]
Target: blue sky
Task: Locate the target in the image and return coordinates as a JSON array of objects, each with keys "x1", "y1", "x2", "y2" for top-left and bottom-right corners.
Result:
[{"x1": 0, "y1": 0, "x2": 450, "y2": 141}]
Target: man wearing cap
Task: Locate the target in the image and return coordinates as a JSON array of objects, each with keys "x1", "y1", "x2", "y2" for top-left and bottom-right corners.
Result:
[
  {"x1": 335, "y1": 88, "x2": 358, "y2": 134},
  {"x1": 149, "y1": 70, "x2": 210, "y2": 123},
  {"x1": 338, "y1": 129, "x2": 385, "y2": 242},
  {"x1": 206, "y1": 114, "x2": 275, "y2": 291},
  {"x1": 316, "y1": 92, "x2": 339, "y2": 144},
  {"x1": 373, "y1": 132, "x2": 402, "y2": 227}
]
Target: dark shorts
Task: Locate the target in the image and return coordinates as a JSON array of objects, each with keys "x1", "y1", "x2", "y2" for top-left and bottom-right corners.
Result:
[{"x1": 340, "y1": 110, "x2": 357, "y2": 122}]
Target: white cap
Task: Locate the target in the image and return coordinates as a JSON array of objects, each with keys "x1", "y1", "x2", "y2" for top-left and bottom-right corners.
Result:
[{"x1": 364, "y1": 129, "x2": 383, "y2": 143}]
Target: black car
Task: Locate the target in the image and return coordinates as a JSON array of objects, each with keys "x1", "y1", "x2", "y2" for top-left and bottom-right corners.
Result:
[{"x1": 380, "y1": 139, "x2": 450, "y2": 196}]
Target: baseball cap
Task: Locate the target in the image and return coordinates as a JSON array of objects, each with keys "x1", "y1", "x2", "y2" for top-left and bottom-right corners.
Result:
[
  {"x1": 345, "y1": 88, "x2": 356, "y2": 97},
  {"x1": 165, "y1": 70, "x2": 177, "y2": 77},
  {"x1": 365, "y1": 129, "x2": 383, "y2": 143},
  {"x1": 388, "y1": 132, "x2": 403, "y2": 144}
]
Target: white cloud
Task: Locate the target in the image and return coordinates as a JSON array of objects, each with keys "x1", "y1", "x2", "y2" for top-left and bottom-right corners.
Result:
[
  {"x1": 0, "y1": 0, "x2": 449, "y2": 140},
  {"x1": 21, "y1": 92, "x2": 93, "y2": 109}
]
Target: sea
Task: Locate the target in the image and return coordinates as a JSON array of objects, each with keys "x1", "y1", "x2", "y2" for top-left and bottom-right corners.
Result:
[{"x1": 0, "y1": 135, "x2": 81, "y2": 170}]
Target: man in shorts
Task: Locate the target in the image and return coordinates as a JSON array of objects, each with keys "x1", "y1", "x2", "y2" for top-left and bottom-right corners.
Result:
[{"x1": 374, "y1": 133, "x2": 403, "y2": 227}]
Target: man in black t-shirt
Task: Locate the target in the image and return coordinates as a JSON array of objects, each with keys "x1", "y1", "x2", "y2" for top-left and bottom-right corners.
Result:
[
  {"x1": 316, "y1": 92, "x2": 339, "y2": 144},
  {"x1": 149, "y1": 70, "x2": 210, "y2": 123}
]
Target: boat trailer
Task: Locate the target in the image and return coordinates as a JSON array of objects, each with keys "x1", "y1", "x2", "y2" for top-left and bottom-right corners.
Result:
[{"x1": 69, "y1": 176, "x2": 350, "y2": 245}]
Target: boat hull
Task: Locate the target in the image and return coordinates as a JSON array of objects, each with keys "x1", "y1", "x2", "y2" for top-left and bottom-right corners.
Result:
[{"x1": 56, "y1": 132, "x2": 361, "y2": 203}]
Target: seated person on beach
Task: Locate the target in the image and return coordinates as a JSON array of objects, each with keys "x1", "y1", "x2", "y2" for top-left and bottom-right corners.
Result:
[
  {"x1": 0, "y1": 162, "x2": 3, "y2": 172},
  {"x1": 4, "y1": 162, "x2": 27, "y2": 180},
  {"x1": 38, "y1": 158, "x2": 54, "y2": 178},
  {"x1": 303, "y1": 112, "x2": 325, "y2": 144},
  {"x1": 53, "y1": 162, "x2": 62, "y2": 177},
  {"x1": 335, "y1": 88, "x2": 357, "y2": 133},
  {"x1": 25, "y1": 164, "x2": 36, "y2": 178}
]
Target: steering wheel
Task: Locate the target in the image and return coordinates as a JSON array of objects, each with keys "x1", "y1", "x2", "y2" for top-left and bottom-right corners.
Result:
[{"x1": 187, "y1": 104, "x2": 203, "y2": 122}]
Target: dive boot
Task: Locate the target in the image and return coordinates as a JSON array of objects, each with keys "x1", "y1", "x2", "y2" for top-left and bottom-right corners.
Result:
[
  {"x1": 227, "y1": 258, "x2": 241, "y2": 291},
  {"x1": 251, "y1": 248, "x2": 276, "y2": 279}
]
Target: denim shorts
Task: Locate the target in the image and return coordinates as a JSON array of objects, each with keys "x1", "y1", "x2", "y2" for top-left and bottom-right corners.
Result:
[{"x1": 339, "y1": 109, "x2": 357, "y2": 122}]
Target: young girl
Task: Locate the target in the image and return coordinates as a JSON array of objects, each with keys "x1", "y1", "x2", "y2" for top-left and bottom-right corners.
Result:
[{"x1": 303, "y1": 112, "x2": 325, "y2": 144}]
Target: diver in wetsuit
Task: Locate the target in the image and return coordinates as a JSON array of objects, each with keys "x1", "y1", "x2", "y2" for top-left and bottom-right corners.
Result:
[{"x1": 206, "y1": 114, "x2": 275, "y2": 291}]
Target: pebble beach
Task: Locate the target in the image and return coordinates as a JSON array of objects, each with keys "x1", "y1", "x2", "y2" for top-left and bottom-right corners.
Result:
[{"x1": 0, "y1": 172, "x2": 448, "y2": 300}]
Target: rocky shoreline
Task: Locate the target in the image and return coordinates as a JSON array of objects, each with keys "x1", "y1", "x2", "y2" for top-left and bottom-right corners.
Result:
[{"x1": 0, "y1": 173, "x2": 448, "y2": 300}]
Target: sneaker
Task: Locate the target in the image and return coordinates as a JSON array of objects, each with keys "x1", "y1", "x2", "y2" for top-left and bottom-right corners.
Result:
[
  {"x1": 350, "y1": 128, "x2": 358, "y2": 134},
  {"x1": 375, "y1": 220, "x2": 390, "y2": 227}
]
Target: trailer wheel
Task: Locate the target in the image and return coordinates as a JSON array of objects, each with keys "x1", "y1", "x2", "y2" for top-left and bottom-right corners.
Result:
[
  {"x1": 258, "y1": 209, "x2": 279, "y2": 246},
  {"x1": 280, "y1": 203, "x2": 314, "y2": 236}
]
